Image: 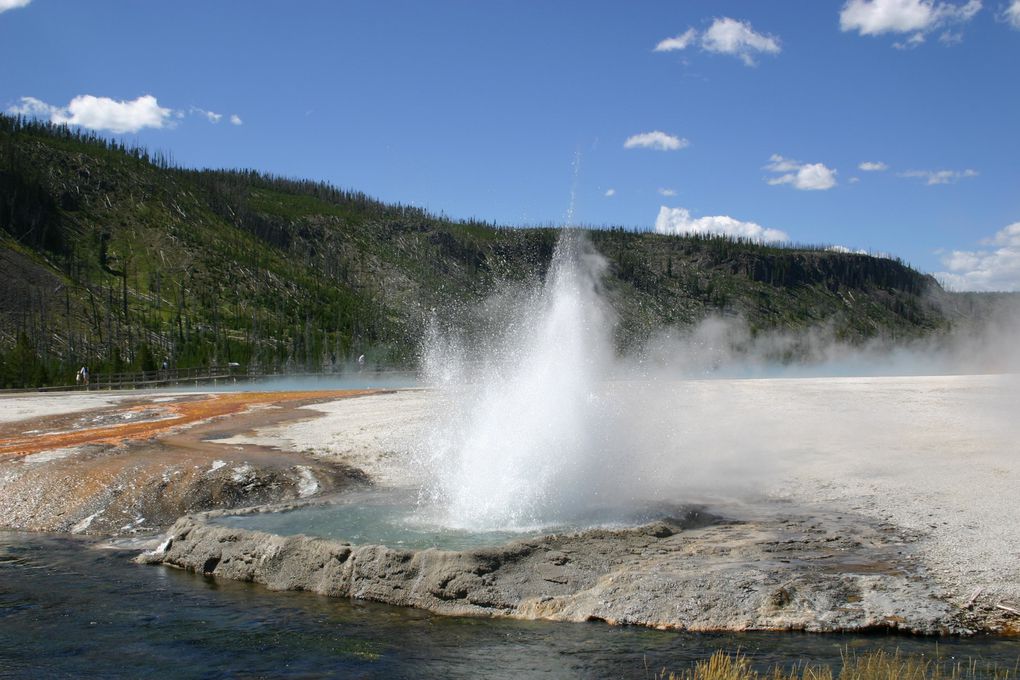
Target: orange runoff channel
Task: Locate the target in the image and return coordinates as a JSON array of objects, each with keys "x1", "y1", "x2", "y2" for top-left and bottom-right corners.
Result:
[{"x1": 0, "y1": 390, "x2": 378, "y2": 457}]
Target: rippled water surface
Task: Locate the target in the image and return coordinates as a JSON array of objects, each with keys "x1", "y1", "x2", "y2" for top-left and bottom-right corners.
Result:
[{"x1": 1, "y1": 532, "x2": 1017, "y2": 679}]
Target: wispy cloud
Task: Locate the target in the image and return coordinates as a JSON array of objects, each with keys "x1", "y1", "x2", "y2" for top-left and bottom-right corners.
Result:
[
  {"x1": 936, "y1": 222, "x2": 1020, "y2": 291},
  {"x1": 623, "y1": 130, "x2": 688, "y2": 151},
  {"x1": 229, "y1": 114, "x2": 243, "y2": 126},
  {"x1": 0, "y1": 0, "x2": 31, "y2": 14},
  {"x1": 653, "y1": 17, "x2": 781, "y2": 67},
  {"x1": 7, "y1": 96, "x2": 56, "y2": 118},
  {"x1": 765, "y1": 154, "x2": 838, "y2": 191},
  {"x1": 938, "y1": 29, "x2": 965, "y2": 44},
  {"x1": 658, "y1": 188, "x2": 677, "y2": 197},
  {"x1": 604, "y1": 188, "x2": 616, "y2": 197},
  {"x1": 655, "y1": 206, "x2": 789, "y2": 243},
  {"x1": 898, "y1": 168, "x2": 977, "y2": 184},
  {"x1": 894, "y1": 31, "x2": 928, "y2": 48},
  {"x1": 190, "y1": 106, "x2": 222, "y2": 123},
  {"x1": 858, "y1": 161, "x2": 889, "y2": 171},
  {"x1": 1004, "y1": 0, "x2": 1020, "y2": 27},
  {"x1": 654, "y1": 28, "x2": 697, "y2": 52},
  {"x1": 840, "y1": 0, "x2": 982, "y2": 47}
]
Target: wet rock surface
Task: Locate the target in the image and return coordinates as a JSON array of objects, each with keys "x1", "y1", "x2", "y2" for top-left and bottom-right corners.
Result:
[{"x1": 141, "y1": 503, "x2": 972, "y2": 634}]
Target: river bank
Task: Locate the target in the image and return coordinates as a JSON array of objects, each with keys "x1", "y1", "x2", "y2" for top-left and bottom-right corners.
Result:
[{"x1": 10, "y1": 533, "x2": 1020, "y2": 680}]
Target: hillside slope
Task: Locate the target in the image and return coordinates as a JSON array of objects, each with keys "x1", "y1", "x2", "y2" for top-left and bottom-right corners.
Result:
[{"x1": 0, "y1": 115, "x2": 961, "y2": 387}]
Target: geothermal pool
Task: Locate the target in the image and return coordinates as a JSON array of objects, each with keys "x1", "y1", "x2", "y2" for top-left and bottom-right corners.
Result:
[
  {"x1": 210, "y1": 489, "x2": 701, "y2": 551},
  {"x1": 210, "y1": 490, "x2": 554, "y2": 550}
]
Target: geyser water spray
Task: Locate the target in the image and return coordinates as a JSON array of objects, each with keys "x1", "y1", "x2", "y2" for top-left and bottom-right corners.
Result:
[
  {"x1": 412, "y1": 227, "x2": 1020, "y2": 534},
  {"x1": 416, "y1": 230, "x2": 621, "y2": 531}
]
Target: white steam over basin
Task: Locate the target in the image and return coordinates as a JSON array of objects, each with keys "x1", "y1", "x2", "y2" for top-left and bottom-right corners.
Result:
[
  {"x1": 412, "y1": 231, "x2": 1020, "y2": 533},
  {"x1": 208, "y1": 489, "x2": 695, "y2": 550}
]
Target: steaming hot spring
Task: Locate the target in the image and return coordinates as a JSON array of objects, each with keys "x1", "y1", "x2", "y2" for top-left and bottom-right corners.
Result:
[{"x1": 218, "y1": 231, "x2": 680, "y2": 544}]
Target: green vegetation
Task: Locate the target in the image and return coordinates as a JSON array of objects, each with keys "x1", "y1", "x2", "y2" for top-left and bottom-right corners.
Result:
[
  {"x1": 661, "y1": 649, "x2": 1016, "y2": 680},
  {"x1": 0, "y1": 113, "x2": 1002, "y2": 388}
]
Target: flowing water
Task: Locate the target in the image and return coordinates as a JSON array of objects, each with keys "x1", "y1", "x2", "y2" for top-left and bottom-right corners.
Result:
[{"x1": 2, "y1": 532, "x2": 1017, "y2": 679}]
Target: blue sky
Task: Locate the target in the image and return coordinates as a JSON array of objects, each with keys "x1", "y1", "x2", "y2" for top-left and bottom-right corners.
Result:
[{"x1": 2, "y1": 0, "x2": 1019, "y2": 290}]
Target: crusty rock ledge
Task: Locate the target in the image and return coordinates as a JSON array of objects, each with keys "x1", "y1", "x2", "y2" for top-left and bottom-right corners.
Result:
[{"x1": 138, "y1": 506, "x2": 992, "y2": 635}]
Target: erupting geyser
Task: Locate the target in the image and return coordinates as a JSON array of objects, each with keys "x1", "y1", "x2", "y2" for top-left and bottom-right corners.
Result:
[{"x1": 416, "y1": 231, "x2": 624, "y2": 531}]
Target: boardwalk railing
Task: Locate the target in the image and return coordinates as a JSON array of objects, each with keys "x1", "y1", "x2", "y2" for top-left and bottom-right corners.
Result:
[
  {"x1": 0, "y1": 365, "x2": 420, "y2": 393},
  {"x1": 41, "y1": 364, "x2": 251, "y2": 391}
]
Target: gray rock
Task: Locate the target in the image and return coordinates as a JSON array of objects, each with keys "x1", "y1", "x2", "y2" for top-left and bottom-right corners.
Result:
[{"x1": 140, "y1": 505, "x2": 968, "y2": 634}]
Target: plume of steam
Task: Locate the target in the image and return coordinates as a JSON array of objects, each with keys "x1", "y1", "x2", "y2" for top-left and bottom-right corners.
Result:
[
  {"x1": 414, "y1": 231, "x2": 1020, "y2": 532},
  {"x1": 416, "y1": 231, "x2": 619, "y2": 529}
]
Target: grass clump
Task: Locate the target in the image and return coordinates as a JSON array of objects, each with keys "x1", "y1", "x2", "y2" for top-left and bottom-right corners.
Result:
[{"x1": 661, "y1": 649, "x2": 1016, "y2": 680}]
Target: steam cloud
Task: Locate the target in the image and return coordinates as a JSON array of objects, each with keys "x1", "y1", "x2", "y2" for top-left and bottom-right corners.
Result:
[{"x1": 415, "y1": 231, "x2": 1020, "y2": 532}]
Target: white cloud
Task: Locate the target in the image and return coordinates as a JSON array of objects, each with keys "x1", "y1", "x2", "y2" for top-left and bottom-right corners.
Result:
[
  {"x1": 229, "y1": 114, "x2": 243, "y2": 126},
  {"x1": 7, "y1": 96, "x2": 58, "y2": 118},
  {"x1": 701, "y1": 17, "x2": 781, "y2": 66},
  {"x1": 764, "y1": 155, "x2": 801, "y2": 173},
  {"x1": 840, "y1": 0, "x2": 982, "y2": 44},
  {"x1": 898, "y1": 168, "x2": 978, "y2": 184},
  {"x1": 658, "y1": 188, "x2": 677, "y2": 197},
  {"x1": 8, "y1": 94, "x2": 173, "y2": 133},
  {"x1": 858, "y1": 161, "x2": 889, "y2": 171},
  {"x1": 623, "y1": 130, "x2": 688, "y2": 151},
  {"x1": 764, "y1": 154, "x2": 838, "y2": 191},
  {"x1": 0, "y1": 0, "x2": 31, "y2": 13},
  {"x1": 849, "y1": 176, "x2": 861, "y2": 183},
  {"x1": 841, "y1": 0, "x2": 940, "y2": 34},
  {"x1": 9, "y1": 94, "x2": 241, "y2": 133},
  {"x1": 653, "y1": 18, "x2": 780, "y2": 66},
  {"x1": 654, "y1": 28, "x2": 697, "y2": 52},
  {"x1": 826, "y1": 245, "x2": 870, "y2": 254},
  {"x1": 655, "y1": 206, "x2": 789, "y2": 243},
  {"x1": 983, "y1": 222, "x2": 1020, "y2": 246},
  {"x1": 935, "y1": 222, "x2": 1020, "y2": 291},
  {"x1": 604, "y1": 188, "x2": 616, "y2": 197},
  {"x1": 54, "y1": 95, "x2": 172, "y2": 133},
  {"x1": 1004, "y1": 0, "x2": 1020, "y2": 27}
]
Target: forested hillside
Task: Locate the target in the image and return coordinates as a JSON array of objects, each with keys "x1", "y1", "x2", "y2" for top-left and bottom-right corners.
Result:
[{"x1": 0, "y1": 115, "x2": 972, "y2": 387}]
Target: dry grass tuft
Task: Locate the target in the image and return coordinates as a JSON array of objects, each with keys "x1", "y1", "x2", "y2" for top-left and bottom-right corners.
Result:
[{"x1": 660, "y1": 649, "x2": 1016, "y2": 680}]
